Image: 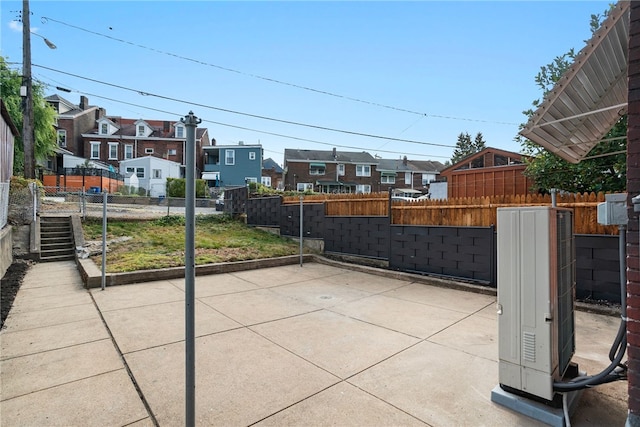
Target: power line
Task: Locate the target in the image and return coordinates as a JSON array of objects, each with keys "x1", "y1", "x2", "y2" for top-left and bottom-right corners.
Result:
[
  {"x1": 41, "y1": 15, "x2": 518, "y2": 126},
  {"x1": 41, "y1": 82, "x2": 450, "y2": 159},
  {"x1": 32, "y1": 63, "x2": 456, "y2": 149}
]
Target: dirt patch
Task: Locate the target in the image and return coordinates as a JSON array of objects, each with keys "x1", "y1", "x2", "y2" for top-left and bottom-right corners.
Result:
[{"x1": 1, "y1": 259, "x2": 32, "y2": 329}]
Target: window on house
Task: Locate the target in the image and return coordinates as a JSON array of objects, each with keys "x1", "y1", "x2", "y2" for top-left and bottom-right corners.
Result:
[
  {"x1": 245, "y1": 177, "x2": 258, "y2": 183},
  {"x1": 249, "y1": 152, "x2": 256, "y2": 160},
  {"x1": 138, "y1": 125, "x2": 145, "y2": 136},
  {"x1": 57, "y1": 130, "x2": 67, "y2": 147},
  {"x1": 153, "y1": 169, "x2": 162, "y2": 179},
  {"x1": 176, "y1": 126, "x2": 184, "y2": 138},
  {"x1": 356, "y1": 165, "x2": 371, "y2": 177},
  {"x1": 297, "y1": 183, "x2": 312, "y2": 192},
  {"x1": 100, "y1": 123, "x2": 108, "y2": 135},
  {"x1": 126, "y1": 167, "x2": 135, "y2": 174},
  {"x1": 167, "y1": 149, "x2": 177, "y2": 156},
  {"x1": 145, "y1": 148, "x2": 154, "y2": 154},
  {"x1": 124, "y1": 145, "x2": 133, "y2": 159},
  {"x1": 136, "y1": 167, "x2": 145, "y2": 178},
  {"x1": 338, "y1": 164, "x2": 345, "y2": 176},
  {"x1": 356, "y1": 184, "x2": 371, "y2": 194},
  {"x1": 421, "y1": 174, "x2": 434, "y2": 185},
  {"x1": 90, "y1": 141, "x2": 100, "y2": 159},
  {"x1": 108, "y1": 142, "x2": 118, "y2": 160},
  {"x1": 405, "y1": 173, "x2": 412, "y2": 185},
  {"x1": 309, "y1": 164, "x2": 325, "y2": 175},
  {"x1": 381, "y1": 174, "x2": 395, "y2": 184},
  {"x1": 261, "y1": 176, "x2": 272, "y2": 187},
  {"x1": 225, "y1": 150, "x2": 235, "y2": 165}
]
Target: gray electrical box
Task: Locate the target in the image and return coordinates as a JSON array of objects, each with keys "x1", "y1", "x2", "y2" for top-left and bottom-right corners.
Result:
[{"x1": 597, "y1": 193, "x2": 628, "y2": 226}]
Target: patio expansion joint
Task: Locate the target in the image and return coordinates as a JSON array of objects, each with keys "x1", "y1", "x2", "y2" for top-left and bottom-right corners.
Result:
[
  {"x1": 0, "y1": 337, "x2": 111, "y2": 362},
  {"x1": 87, "y1": 290, "x2": 160, "y2": 427},
  {"x1": 0, "y1": 367, "x2": 125, "y2": 403}
]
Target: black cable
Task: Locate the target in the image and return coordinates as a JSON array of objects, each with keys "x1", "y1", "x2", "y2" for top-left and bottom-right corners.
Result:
[
  {"x1": 41, "y1": 16, "x2": 519, "y2": 126},
  {"x1": 32, "y1": 63, "x2": 456, "y2": 149}
]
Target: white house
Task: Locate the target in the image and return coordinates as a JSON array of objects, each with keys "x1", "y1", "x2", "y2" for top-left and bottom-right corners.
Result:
[{"x1": 119, "y1": 156, "x2": 181, "y2": 197}]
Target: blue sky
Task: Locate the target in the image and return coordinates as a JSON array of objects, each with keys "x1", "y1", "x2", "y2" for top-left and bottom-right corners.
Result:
[{"x1": 1, "y1": 1, "x2": 611, "y2": 166}]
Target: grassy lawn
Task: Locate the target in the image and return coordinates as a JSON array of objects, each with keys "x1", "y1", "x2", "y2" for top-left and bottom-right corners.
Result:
[{"x1": 82, "y1": 215, "x2": 301, "y2": 273}]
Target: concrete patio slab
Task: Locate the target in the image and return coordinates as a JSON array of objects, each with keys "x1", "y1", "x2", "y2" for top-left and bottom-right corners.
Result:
[
  {"x1": 0, "y1": 318, "x2": 108, "y2": 359},
  {"x1": 199, "y1": 288, "x2": 321, "y2": 326},
  {"x1": 9, "y1": 289, "x2": 92, "y2": 313},
  {"x1": 0, "y1": 370, "x2": 149, "y2": 427},
  {"x1": 0, "y1": 338, "x2": 122, "y2": 400},
  {"x1": 124, "y1": 328, "x2": 339, "y2": 426},
  {"x1": 252, "y1": 310, "x2": 420, "y2": 378},
  {"x1": 168, "y1": 273, "x2": 260, "y2": 297},
  {"x1": 91, "y1": 279, "x2": 184, "y2": 311},
  {"x1": 101, "y1": 299, "x2": 242, "y2": 353},
  {"x1": 254, "y1": 381, "x2": 427, "y2": 426},
  {"x1": 349, "y1": 340, "x2": 540, "y2": 426},
  {"x1": 328, "y1": 270, "x2": 414, "y2": 294},
  {"x1": 330, "y1": 293, "x2": 479, "y2": 339},
  {"x1": 2, "y1": 302, "x2": 97, "y2": 332},
  {"x1": 269, "y1": 278, "x2": 375, "y2": 309},
  {"x1": 229, "y1": 263, "x2": 345, "y2": 287},
  {"x1": 428, "y1": 312, "x2": 498, "y2": 360},
  {"x1": 385, "y1": 282, "x2": 496, "y2": 314}
]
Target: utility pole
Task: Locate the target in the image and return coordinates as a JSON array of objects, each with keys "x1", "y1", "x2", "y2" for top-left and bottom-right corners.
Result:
[{"x1": 22, "y1": 0, "x2": 35, "y2": 179}]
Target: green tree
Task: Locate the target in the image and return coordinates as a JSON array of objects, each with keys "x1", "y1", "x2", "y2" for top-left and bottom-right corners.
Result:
[
  {"x1": 516, "y1": 8, "x2": 626, "y2": 193},
  {"x1": 450, "y1": 131, "x2": 486, "y2": 164},
  {"x1": 1, "y1": 56, "x2": 57, "y2": 177}
]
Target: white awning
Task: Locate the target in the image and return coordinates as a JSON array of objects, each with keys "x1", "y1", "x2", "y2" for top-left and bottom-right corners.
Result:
[
  {"x1": 519, "y1": 2, "x2": 629, "y2": 164},
  {"x1": 201, "y1": 172, "x2": 219, "y2": 180}
]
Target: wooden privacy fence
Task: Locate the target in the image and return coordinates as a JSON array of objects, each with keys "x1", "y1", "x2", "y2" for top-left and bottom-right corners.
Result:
[{"x1": 282, "y1": 192, "x2": 620, "y2": 235}]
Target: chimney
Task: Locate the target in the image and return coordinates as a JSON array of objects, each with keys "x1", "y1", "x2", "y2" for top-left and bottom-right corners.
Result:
[
  {"x1": 79, "y1": 96, "x2": 89, "y2": 110},
  {"x1": 403, "y1": 155, "x2": 408, "y2": 166},
  {"x1": 163, "y1": 121, "x2": 170, "y2": 132}
]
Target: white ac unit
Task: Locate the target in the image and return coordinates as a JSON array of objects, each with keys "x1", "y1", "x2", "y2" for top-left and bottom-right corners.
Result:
[{"x1": 497, "y1": 207, "x2": 575, "y2": 401}]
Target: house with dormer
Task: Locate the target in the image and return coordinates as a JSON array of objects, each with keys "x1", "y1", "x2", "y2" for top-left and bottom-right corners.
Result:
[{"x1": 81, "y1": 116, "x2": 210, "y2": 176}]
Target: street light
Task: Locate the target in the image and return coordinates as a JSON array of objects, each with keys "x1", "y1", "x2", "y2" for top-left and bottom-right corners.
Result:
[
  {"x1": 21, "y1": 0, "x2": 55, "y2": 179},
  {"x1": 30, "y1": 31, "x2": 56, "y2": 49}
]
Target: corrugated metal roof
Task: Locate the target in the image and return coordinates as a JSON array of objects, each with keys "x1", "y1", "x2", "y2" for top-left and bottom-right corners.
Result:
[{"x1": 519, "y1": 1, "x2": 629, "y2": 164}]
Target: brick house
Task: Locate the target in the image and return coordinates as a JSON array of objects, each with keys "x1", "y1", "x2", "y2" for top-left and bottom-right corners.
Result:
[
  {"x1": 262, "y1": 157, "x2": 284, "y2": 189},
  {"x1": 375, "y1": 157, "x2": 444, "y2": 194},
  {"x1": 284, "y1": 148, "x2": 378, "y2": 193},
  {"x1": 45, "y1": 95, "x2": 105, "y2": 172},
  {"x1": 438, "y1": 147, "x2": 533, "y2": 198},
  {"x1": 81, "y1": 116, "x2": 210, "y2": 176}
]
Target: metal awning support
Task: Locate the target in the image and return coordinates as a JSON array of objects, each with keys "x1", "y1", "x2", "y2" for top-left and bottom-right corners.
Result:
[{"x1": 519, "y1": 1, "x2": 629, "y2": 164}]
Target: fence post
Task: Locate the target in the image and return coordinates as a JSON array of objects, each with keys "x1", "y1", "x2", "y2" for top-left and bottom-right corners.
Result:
[
  {"x1": 30, "y1": 182, "x2": 37, "y2": 223},
  {"x1": 299, "y1": 196, "x2": 304, "y2": 267},
  {"x1": 101, "y1": 191, "x2": 107, "y2": 291}
]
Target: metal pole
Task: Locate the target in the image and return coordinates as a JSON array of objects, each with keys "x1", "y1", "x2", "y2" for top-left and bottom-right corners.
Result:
[
  {"x1": 181, "y1": 111, "x2": 200, "y2": 427},
  {"x1": 101, "y1": 191, "x2": 107, "y2": 291},
  {"x1": 299, "y1": 196, "x2": 303, "y2": 267},
  {"x1": 167, "y1": 197, "x2": 170, "y2": 216},
  {"x1": 551, "y1": 188, "x2": 557, "y2": 207}
]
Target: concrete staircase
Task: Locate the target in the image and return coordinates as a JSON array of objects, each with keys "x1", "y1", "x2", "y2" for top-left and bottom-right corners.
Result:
[{"x1": 40, "y1": 216, "x2": 75, "y2": 262}]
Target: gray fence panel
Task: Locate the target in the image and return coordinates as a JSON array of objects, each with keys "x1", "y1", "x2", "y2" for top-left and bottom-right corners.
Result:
[
  {"x1": 246, "y1": 196, "x2": 282, "y2": 226},
  {"x1": 280, "y1": 203, "x2": 324, "y2": 238},
  {"x1": 575, "y1": 234, "x2": 621, "y2": 303},
  {"x1": 324, "y1": 216, "x2": 389, "y2": 259},
  {"x1": 389, "y1": 225, "x2": 496, "y2": 285}
]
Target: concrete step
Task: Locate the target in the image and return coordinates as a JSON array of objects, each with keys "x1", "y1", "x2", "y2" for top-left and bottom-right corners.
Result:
[
  {"x1": 39, "y1": 253, "x2": 75, "y2": 262},
  {"x1": 41, "y1": 248, "x2": 75, "y2": 258},
  {"x1": 41, "y1": 231, "x2": 73, "y2": 239},
  {"x1": 41, "y1": 242, "x2": 74, "y2": 251}
]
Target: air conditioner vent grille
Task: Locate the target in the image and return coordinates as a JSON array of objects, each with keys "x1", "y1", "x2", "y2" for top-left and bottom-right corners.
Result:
[{"x1": 523, "y1": 332, "x2": 536, "y2": 363}]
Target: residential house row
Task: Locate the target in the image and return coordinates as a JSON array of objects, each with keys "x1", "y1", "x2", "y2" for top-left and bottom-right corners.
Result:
[{"x1": 283, "y1": 148, "x2": 444, "y2": 194}]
